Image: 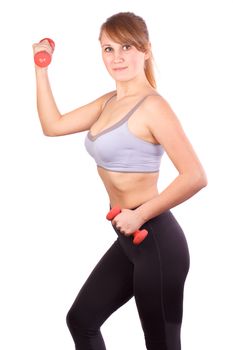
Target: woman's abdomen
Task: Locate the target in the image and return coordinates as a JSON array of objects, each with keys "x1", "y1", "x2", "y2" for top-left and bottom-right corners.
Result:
[{"x1": 97, "y1": 166, "x2": 159, "y2": 208}]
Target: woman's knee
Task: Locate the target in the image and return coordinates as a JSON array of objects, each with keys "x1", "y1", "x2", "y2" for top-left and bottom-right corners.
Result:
[
  {"x1": 66, "y1": 303, "x2": 98, "y2": 337},
  {"x1": 66, "y1": 305, "x2": 85, "y2": 342},
  {"x1": 66, "y1": 306, "x2": 77, "y2": 332},
  {"x1": 66, "y1": 305, "x2": 104, "y2": 348}
]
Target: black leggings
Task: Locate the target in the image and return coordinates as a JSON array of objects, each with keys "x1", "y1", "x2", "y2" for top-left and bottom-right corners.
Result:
[{"x1": 66, "y1": 210, "x2": 190, "y2": 350}]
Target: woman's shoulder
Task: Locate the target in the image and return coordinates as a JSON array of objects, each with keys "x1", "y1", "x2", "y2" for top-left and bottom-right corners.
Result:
[
  {"x1": 144, "y1": 91, "x2": 176, "y2": 123},
  {"x1": 145, "y1": 90, "x2": 168, "y2": 107}
]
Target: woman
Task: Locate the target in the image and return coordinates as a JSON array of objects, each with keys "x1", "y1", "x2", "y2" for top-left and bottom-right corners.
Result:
[{"x1": 33, "y1": 11, "x2": 207, "y2": 350}]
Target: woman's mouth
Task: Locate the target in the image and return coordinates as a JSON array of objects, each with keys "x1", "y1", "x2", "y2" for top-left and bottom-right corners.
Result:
[{"x1": 112, "y1": 67, "x2": 128, "y2": 71}]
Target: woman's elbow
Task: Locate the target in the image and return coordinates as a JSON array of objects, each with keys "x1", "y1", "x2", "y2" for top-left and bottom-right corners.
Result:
[
  {"x1": 43, "y1": 130, "x2": 57, "y2": 137},
  {"x1": 42, "y1": 126, "x2": 59, "y2": 137},
  {"x1": 193, "y1": 169, "x2": 208, "y2": 191}
]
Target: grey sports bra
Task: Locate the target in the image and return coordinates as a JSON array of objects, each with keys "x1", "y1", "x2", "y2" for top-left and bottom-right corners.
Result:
[{"x1": 84, "y1": 94, "x2": 164, "y2": 173}]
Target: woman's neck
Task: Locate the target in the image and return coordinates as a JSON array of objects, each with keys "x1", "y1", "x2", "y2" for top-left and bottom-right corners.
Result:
[{"x1": 114, "y1": 77, "x2": 154, "y2": 100}]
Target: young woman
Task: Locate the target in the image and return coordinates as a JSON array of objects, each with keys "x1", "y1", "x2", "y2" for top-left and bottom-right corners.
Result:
[{"x1": 33, "y1": 11, "x2": 207, "y2": 350}]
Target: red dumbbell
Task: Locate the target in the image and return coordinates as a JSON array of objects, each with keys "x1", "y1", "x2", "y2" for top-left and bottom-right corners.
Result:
[
  {"x1": 106, "y1": 206, "x2": 148, "y2": 245},
  {"x1": 34, "y1": 38, "x2": 55, "y2": 68}
]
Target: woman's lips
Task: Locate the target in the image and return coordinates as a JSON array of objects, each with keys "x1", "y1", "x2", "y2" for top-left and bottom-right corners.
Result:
[{"x1": 112, "y1": 67, "x2": 128, "y2": 71}]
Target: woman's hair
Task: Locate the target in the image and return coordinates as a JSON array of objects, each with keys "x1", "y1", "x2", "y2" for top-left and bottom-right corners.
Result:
[{"x1": 99, "y1": 12, "x2": 156, "y2": 89}]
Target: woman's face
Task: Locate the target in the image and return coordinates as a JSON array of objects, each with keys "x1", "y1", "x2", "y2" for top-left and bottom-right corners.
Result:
[{"x1": 100, "y1": 31, "x2": 148, "y2": 82}]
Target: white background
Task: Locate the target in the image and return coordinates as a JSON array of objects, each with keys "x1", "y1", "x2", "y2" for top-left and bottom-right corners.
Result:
[{"x1": 0, "y1": 0, "x2": 232, "y2": 349}]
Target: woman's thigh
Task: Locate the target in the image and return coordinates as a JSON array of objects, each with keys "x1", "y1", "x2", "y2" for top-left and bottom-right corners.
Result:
[
  {"x1": 133, "y1": 211, "x2": 190, "y2": 348},
  {"x1": 67, "y1": 239, "x2": 134, "y2": 330}
]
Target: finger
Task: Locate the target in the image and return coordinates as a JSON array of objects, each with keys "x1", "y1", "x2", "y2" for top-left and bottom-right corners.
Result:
[
  {"x1": 117, "y1": 227, "x2": 124, "y2": 234},
  {"x1": 116, "y1": 225, "x2": 125, "y2": 234},
  {"x1": 33, "y1": 42, "x2": 53, "y2": 55}
]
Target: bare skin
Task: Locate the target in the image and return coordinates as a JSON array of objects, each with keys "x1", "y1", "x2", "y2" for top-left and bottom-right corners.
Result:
[
  {"x1": 33, "y1": 34, "x2": 207, "y2": 236},
  {"x1": 98, "y1": 167, "x2": 159, "y2": 209}
]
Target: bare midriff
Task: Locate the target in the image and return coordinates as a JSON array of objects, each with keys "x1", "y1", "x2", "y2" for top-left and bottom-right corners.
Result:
[{"x1": 97, "y1": 166, "x2": 159, "y2": 209}]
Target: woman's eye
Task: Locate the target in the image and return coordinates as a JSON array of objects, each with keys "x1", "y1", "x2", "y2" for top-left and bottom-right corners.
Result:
[
  {"x1": 122, "y1": 44, "x2": 131, "y2": 51},
  {"x1": 104, "y1": 47, "x2": 112, "y2": 53}
]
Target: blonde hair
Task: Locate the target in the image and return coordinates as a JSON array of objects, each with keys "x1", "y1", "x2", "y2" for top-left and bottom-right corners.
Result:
[{"x1": 99, "y1": 12, "x2": 156, "y2": 89}]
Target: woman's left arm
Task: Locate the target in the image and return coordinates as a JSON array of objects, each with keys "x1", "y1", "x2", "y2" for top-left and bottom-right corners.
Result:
[{"x1": 135, "y1": 95, "x2": 208, "y2": 224}]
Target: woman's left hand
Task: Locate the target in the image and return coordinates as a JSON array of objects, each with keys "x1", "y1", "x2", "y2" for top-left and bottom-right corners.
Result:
[{"x1": 111, "y1": 209, "x2": 145, "y2": 236}]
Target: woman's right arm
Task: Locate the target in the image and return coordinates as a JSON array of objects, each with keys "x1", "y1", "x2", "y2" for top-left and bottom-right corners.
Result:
[{"x1": 33, "y1": 41, "x2": 115, "y2": 136}]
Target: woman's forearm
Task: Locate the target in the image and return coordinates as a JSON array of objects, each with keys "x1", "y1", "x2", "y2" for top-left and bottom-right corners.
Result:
[
  {"x1": 35, "y1": 68, "x2": 61, "y2": 135},
  {"x1": 135, "y1": 171, "x2": 207, "y2": 224}
]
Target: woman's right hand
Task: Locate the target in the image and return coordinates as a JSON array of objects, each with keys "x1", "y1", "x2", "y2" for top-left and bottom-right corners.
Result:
[{"x1": 32, "y1": 39, "x2": 54, "y2": 68}]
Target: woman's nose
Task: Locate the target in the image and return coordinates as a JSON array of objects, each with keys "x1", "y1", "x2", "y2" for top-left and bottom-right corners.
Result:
[{"x1": 113, "y1": 50, "x2": 124, "y2": 63}]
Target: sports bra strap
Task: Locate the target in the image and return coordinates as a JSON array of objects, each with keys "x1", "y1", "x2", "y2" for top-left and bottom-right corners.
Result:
[
  {"x1": 122, "y1": 93, "x2": 159, "y2": 121},
  {"x1": 102, "y1": 93, "x2": 117, "y2": 110},
  {"x1": 124, "y1": 94, "x2": 150, "y2": 119}
]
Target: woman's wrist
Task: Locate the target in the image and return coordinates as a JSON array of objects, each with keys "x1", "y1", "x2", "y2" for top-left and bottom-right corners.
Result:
[
  {"x1": 135, "y1": 205, "x2": 149, "y2": 226},
  {"x1": 35, "y1": 66, "x2": 48, "y2": 76}
]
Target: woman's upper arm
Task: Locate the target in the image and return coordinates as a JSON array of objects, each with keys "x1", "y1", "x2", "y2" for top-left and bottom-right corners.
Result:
[
  {"x1": 147, "y1": 95, "x2": 205, "y2": 176},
  {"x1": 48, "y1": 91, "x2": 116, "y2": 136}
]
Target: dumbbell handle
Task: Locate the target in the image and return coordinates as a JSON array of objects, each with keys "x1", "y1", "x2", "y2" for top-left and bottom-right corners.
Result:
[
  {"x1": 34, "y1": 38, "x2": 55, "y2": 68},
  {"x1": 106, "y1": 206, "x2": 148, "y2": 245}
]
